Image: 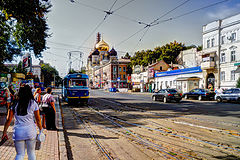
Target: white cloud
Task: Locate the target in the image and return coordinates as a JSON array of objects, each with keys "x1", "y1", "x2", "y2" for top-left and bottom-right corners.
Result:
[{"x1": 207, "y1": 3, "x2": 240, "y2": 20}]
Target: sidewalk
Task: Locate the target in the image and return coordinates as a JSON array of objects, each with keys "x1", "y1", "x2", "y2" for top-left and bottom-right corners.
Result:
[{"x1": 0, "y1": 95, "x2": 67, "y2": 160}]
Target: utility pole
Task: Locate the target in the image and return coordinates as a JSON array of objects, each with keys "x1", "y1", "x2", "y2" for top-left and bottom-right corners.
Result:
[
  {"x1": 79, "y1": 52, "x2": 83, "y2": 72},
  {"x1": 68, "y1": 52, "x2": 72, "y2": 73}
]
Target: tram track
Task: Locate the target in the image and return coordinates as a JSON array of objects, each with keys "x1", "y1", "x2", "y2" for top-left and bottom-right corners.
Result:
[
  {"x1": 95, "y1": 97, "x2": 240, "y2": 138},
  {"x1": 71, "y1": 108, "x2": 114, "y2": 160},
  {"x1": 83, "y1": 106, "x2": 192, "y2": 160},
  {"x1": 71, "y1": 107, "x2": 172, "y2": 160},
  {"x1": 90, "y1": 97, "x2": 240, "y2": 155}
]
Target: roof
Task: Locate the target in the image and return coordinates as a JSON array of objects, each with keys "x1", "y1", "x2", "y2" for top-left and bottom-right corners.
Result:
[
  {"x1": 118, "y1": 58, "x2": 131, "y2": 63},
  {"x1": 155, "y1": 66, "x2": 202, "y2": 77},
  {"x1": 148, "y1": 60, "x2": 169, "y2": 68},
  {"x1": 64, "y1": 73, "x2": 88, "y2": 79},
  {"x1": 109, "y1": 48, "x2": 117, "y2": 56},
  {"x1": 92, "y1": 49, "x2": 100, "y2": 55}
]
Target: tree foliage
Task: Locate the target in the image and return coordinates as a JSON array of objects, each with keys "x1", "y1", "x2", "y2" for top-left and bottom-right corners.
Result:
[
  {"x1": 41, "y1": 63, "x2": 61, "y2": 87},
  {"x1": 236, "y1": 77, "x2": 240, "y2": 88},
  {"x1": 130, "y1": 41, "x2": 187, "y2": 67},
  {"x1": 15, "y1": 61, "x2": 27, "y2": 74},
  {"x1": 0, "y1": 0, "x2": 51, "y2": 69}
]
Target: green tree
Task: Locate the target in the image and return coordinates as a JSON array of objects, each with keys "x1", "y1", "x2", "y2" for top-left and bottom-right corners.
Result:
[
  {"x1": 158, "y1": 41, "x2": 186, "y2": 64},
  {"x1": 41, "y1": 63, "x2": 60, "y2": 87},
  {"x1": 0, "y1": 0, "x2": 51, "y2": 70},
  {"x1": 16, "y1": 61, "x2": 27, "y2": 74},
  {"x1": 236, "y1": 77, "x2": 240, "y2": 88},
  {"x1": 129, "y1": 41, "x2": 187, "y2": 68}
]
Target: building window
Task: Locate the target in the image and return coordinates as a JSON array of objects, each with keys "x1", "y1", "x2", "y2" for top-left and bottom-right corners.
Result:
[
  {"x1": 123, "y1": 74, "x2": 126, "y2": 79},
  {"x1": 170, "y1": 81, "x2": 172, "y2": 87},
  {"x1": 207, "y1": 40, "x2": 210, "y2": 48},
  {"x1": 231, "y1": 70, "x2": 235, "y2": 81},
  {"x1": 113, "y1": 74, "x2": 116, "y2": 79},
  {"x1": 231, "y1": 51, "x2": 236, "y2": 62},
  {"x1": 220, "y1": 71, "x2": 225, "y2": 81},
  {"x1": 221, "y1": 36, "x2": 225, "y2": 44},
  {"x1": 119, "y1": 67, "x2": 122, "y2": 72},
  {"x1": 165, "y1": 81, "x2": 168, "y2": 88},
  {"x1": 211, "y1": 38, "x2": 215, "y2": 47},
  {"x1": 160, "y1": 66, "x2": 162, "y2": 70},
  {"x1": 231, "y1": 32, "x2": 236, "y2": 42},
  {"x1": 123, "y1": 67, "x2": 126, "y2": 72},
  {"x1": 220, "y1": 53, "x2": 225, "y2": 63},
  {"x1": 113, "y1": 66, "x2": 117, "y2": 72}
]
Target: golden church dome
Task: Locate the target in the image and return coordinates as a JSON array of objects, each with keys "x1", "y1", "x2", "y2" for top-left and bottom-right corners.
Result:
[{"x1": 95, "y1": 39, "x2": 109, "y2": 51}]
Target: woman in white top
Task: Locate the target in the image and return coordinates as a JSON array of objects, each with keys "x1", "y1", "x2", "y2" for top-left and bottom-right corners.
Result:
[{"x1": 1, "y1": 85, "x2": 42, "y2": 160}]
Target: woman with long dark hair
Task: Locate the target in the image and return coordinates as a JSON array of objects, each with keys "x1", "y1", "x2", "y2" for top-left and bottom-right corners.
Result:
[{"x1": 1, "y1": 85, "x2": 42, "y2": 160}]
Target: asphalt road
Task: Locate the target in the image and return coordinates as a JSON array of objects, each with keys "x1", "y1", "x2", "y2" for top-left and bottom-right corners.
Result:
[
  {"x1": 91, "y1": 89, "x2": 240, "y2": 126},
  {"x1": 61, "y1": 89, "x2": 240, "y2": 160}
]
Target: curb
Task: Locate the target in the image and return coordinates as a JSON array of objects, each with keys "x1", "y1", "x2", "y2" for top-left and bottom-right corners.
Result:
[{"x1": 56, "y1": 96, "x2": 68, "y2": 160}]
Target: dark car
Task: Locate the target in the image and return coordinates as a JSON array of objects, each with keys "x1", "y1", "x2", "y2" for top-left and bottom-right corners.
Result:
[
  {"x1": 183, "y1": 88, "x2": 215, "y2": 101},
  {"x1": 215, "y1": 88, "x2": 240, "y2": 103},
  {"x1": 152, "y1": 89, "x2": 182, "y2": 103}
]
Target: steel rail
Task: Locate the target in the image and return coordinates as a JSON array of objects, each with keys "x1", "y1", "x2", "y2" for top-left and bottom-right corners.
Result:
[
  {"x1": 71, "y1": 109, "x2": 114, "y2": 160},
  {"x1": 73, "y1": 109, "x2": 172, "y2": 159},
  {"x1": 87, "y1": 106, "x2": 191, "y2": 160},
  {"x1": 97, "y1": 98, "x2": 240, "y2": 138},
  {"x1": 92, "y1": 98, "x2": 240, "y2": 152}
]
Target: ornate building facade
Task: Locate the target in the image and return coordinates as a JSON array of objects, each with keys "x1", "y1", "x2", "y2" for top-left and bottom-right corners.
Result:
[{"x1": 87, "y1": 33, "x2": 130, "y2": 89}]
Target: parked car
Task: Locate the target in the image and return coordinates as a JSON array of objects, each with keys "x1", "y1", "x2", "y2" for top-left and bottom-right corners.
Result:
[
  {"x1": 152, "y1": 89, "x2": 182, "y2": 103},
  {"x1": 183, "y1": 88, "x2": 215, "y2": 101},
  {"x1": 215, "y1": 88, "x2": 240, "y2": 103}
]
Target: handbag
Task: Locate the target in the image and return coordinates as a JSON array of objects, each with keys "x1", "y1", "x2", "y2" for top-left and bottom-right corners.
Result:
[{"x1": 35, "y1": 129, "x2": 45, "y2": 150}]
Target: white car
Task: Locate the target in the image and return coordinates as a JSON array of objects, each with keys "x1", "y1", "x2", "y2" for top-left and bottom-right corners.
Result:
[{"x1": 215, "y1": 88, "x2": 240, "y2": 103}]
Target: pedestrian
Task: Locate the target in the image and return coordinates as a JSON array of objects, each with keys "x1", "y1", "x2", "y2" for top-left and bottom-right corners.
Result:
[
  {"x1": 1, "y1": 85, "x2": 43, "y2": 160},
  {"x1": 8, "y1": 84, "x2": 15, "y2": 104},
  {"x1": 34, "y1": 88, "x2": 46, "y2": 129},
  {"x1": 3, "y1": 87, "x2": 11, "y2": 111},
  {"x1": 42, "y1": 87, "x2": 57, "y2": 130}
]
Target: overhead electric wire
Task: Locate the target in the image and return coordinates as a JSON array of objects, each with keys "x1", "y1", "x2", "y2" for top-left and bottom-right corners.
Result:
[
  {"x1": 131, "y1": 27, "x2": 150, "y2": 53},
  {"x1": 133, "y1": 0, "x2": 191, "y2": 49},
  {"x1": 71, "y1": 0, "x2": 147, "y2": 26},
  {"x1": 151, "y1": 0, "x2": 231, "y2": 27},
  {"x1": 47, "y1": 40, "x2": 128, "y2": 54},
  {"x1": 77, "y1": 0, "x2": 135, "y2": 50},
  {"x1": 113, "y1": 13, "x2": 148, "y2": 25},
  {"x1": 116, "y1": 27, "x2": 146, "y2": 46},
  {"x1": 77, "y1": 18, "x2": 105, "y2": 50},
  {"x1": 117, "y1": 0, "x2": 190, "y2": 48},
  {"x1": 104, "y1": 0, "x2": 118, "y2": 20},
  {"x1": 117, "y1": 0, "x2": 230, "y2": 50},
  {"x1": 44, "y1": 51, "x2": 68, "y2": 59},
  {"x1": 109, "y1": 0, "x2": 118, "y2": 12},
  {"x1": 112, "y1": 0, "x2": 136, "y2": 13},
  {"x1": 150, "y1": 0, "x2": 191, "y2": 26},
  {"x1": 74, "y1": 0, "x2": 105, "y2": 12}
]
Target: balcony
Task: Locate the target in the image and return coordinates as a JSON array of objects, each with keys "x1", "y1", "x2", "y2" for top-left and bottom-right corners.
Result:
[{"x1": 201, "y1": 61, "x2": 215, "y2": 69}]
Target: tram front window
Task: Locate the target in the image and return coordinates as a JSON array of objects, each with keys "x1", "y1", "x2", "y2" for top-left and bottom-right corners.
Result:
[{"x1": 70, "y1": 79, "x2": 87, "y2": 87}]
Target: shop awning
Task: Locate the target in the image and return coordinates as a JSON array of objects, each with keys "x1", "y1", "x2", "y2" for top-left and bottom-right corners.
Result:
[
  {"x1": 234, "y1": 62, "x2": 240, "y2": 66},
  {"x1": 175, "y1": 76, "x2": 201, "y2": 81},
  {"x1": 235, "y1": 67, "x2": 240, "y2": 73}
]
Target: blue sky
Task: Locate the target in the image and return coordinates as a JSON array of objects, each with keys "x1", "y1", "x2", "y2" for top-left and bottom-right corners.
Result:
[{"x1": 30, "y1": 0, "x2": 240, "y2": 77}]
